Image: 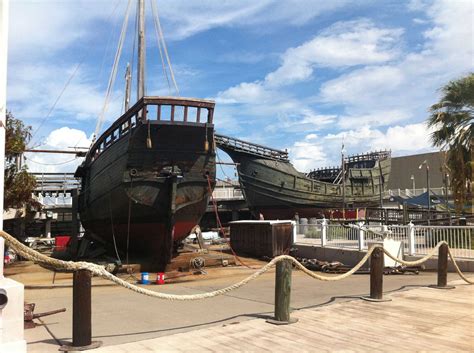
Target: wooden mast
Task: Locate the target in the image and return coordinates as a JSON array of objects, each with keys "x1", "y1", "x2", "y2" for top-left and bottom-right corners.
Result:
[{"x1": 137, "y1": 0, "x2": 146, "y2": 101}]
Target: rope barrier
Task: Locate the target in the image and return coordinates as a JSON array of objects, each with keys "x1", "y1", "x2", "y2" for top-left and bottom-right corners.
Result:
[{"x1": 1, "y1": 229, "x2": 472, "y2": 301}]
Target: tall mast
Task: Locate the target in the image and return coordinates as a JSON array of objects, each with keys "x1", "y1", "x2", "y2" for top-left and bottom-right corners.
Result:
[
  {"x1": 124, "y1": 63, "x2": 131, "y2": 111},
  {"x1": 137, "y1": 0, "x2": 146, "y2": 101}
]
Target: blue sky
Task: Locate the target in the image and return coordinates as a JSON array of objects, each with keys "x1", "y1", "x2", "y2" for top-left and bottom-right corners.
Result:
[{"x1": 6, "y1": 0, "x2": 473, "y2": 175}]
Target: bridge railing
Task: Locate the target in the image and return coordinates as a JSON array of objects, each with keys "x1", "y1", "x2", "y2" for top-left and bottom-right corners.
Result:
[{"x1": 295, "y1": 220, "x2": 474, "y2": 259}]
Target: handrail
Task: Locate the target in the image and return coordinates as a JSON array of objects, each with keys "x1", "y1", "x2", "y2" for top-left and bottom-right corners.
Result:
[{"x1": 215, "y1": 133, "x2": 289, "y2": 161}]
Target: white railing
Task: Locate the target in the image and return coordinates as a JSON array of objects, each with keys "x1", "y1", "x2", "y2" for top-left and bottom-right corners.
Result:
[
  {"x1": 295, "y1": 220, "x2": 474, "y2": 259},
  {"x1": 212, "y1": 188, "x2": 244, "y2": 200}
]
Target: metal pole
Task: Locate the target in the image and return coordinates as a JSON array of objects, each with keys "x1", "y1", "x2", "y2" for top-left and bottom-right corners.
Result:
[
  {"x1": 379, "y1": 174, "x2": 383, "y2": 209},
  {"x1": 267, "y1": 259, "x2": 297, "y2": 324},
  {"x1": 0, "y1": 0, "x2": 9, "y2": 231},
  {"x1": 342, "y1": 151, "x2": 346, "y2": 220},
  {"x1": 445, "y1": 173, "x2": 451, "y2": 225},
  {"x1": 427, "y1": 166, "x2": 431, "y2": 225}
]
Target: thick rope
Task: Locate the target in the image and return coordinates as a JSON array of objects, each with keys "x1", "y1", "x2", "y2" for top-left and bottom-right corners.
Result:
[
  {"x1": 382, "y1": 242, "x2": 445, "y2": 266},
  {"x1": 447, "y1": 246, "x2": 474, "y2": 284},
  {"x1": 1, "y1": 230, "x2": 472, "y2": 301}
]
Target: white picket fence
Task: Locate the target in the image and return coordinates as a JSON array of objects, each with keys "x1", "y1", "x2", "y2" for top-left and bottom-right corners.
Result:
[{"x1": 296, "y1": 220, "x2": 474, "y2": 258}]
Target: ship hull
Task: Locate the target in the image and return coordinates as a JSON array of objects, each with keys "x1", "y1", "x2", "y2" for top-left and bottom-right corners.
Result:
[
  {"x1": 77, "y1": 98, "x2": 216, "y2": 269},
  {"x1": 217, "y1": 146, "x2": 390, "y2": 220}
]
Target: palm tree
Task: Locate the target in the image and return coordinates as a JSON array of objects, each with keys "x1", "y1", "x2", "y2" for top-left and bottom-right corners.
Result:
[{"x1": 428, "y1": 73, "x2": 473, "y2": 213}]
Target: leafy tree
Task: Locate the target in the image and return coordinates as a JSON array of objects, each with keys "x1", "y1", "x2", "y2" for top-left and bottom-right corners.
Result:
[
  {"x1": 428, "y1": 73, "x2": 473, "y2": 213},
  {"x1": 4, "y1": 112, "x2": 38, "y2": 211}
]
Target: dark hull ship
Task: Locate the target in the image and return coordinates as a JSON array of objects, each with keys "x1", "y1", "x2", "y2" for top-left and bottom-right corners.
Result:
[
  {"x1": 74, "y1": 1, "x2": 216, "y2": 269},
  {"x1": 215, "y1": 134, "x2": 391, "y2": 220},
  {"x1": 76, "y1": 98, "x2": 216, "y2": 269}
]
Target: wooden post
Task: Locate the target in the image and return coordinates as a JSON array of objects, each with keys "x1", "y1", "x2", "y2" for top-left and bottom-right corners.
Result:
[
  {"x1": 431, "y1": 243, "x2": 455, "y2": 289},
  {"x1": 73, "y1": 270, "x2": 91, "y2": 347},
  {"x1": 362, "y1": 246, "x2": 391, "y2": 302},
  {"x1": 71, "y1": 189, "x2": 79, "y2": 239},
  {"x1": 267, "y1": 259, "x2": 297, "y2": 324},
  {"x1": 59, "y1": 270, "x2": 101, "y2": 351},
  {"x1": 370, "y1": 247, "x2": 384, "y2": 300}
]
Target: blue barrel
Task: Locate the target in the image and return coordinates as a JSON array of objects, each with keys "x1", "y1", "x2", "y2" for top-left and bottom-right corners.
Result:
[{"x1": 140, "y1": 272, "x2": 150, "y2": 284}]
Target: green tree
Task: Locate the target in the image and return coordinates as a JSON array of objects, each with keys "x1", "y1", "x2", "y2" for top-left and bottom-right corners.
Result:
[
  {"x1": 4, "y1": 112, "x2": 38, "y2": 211},
  {"x1": 428, "y1": 73, "x2": 473, "y2": 213}
]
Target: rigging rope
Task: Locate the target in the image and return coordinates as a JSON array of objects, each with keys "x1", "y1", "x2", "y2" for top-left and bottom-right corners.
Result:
[
  {"x1": 151, "y1": 0, "x2": 171, "y2": 93},
  {"x1": 93, "y1": 0, "x2": 133, "y2": 142},
  {"x1": 151, "y1": 0, "x2": 179, "y2": 96},
  {"x1": 30, "y1": 61, "x2": 84, "y2": 145}
]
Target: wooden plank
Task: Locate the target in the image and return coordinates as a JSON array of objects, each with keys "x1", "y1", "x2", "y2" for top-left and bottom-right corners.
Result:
[{"x1": 94, "y1": 282, "x2": 473, "y2": 353}]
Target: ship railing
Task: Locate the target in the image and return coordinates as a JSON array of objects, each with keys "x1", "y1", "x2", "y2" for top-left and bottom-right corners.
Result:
[
  {"x1": 32, "y1": 172, "x2": 81, "y2": 195},
  {"x1": 346, "y1": 150, "x2": 391, "y2": 163},
  {"x1": 89, "y1": 96, "x2": 215, "y2": 162},
  {"x1": 215, "y1": 134, "x2": 289, "y2": 161},
  {"x1": 295, "y1": 220, "x2": 474, "y2": 259}
]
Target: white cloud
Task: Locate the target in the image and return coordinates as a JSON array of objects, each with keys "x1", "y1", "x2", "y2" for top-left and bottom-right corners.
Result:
[
  {"x1": 7, "y1": 62, "x2": 124, "y2": 145},
  {"x1": 25, "y1": 127, "x2": 92, "y2": 173},
  {"x1": 288, "y1": 123, "x2": 436, "y2": 171},
  {"x1": 337, "y1": 110, "x2": 411, "y2": 129},
  {"x1": 44, "y1": 127, "x2": 91, "y2": 149},
  {"x1": 215, "y1": 19, "x2": 405, "y2": 132},
  {"x1": 216, "y1": 82, "x2": 273, "y2": 104},
  {"x1": 319, "y1": 66, "x2": 404, "y2": 106},
  {"x1": 318, "y1": 0, "x2": 473, "y2": 125},
  {"x1": 265, "y1": 19, "x2": 403, "y2": 87},
  {"x1": 290, "y1": 140, "x2": 328, "y2": 172},
  {"x1": 9, "y1": 0, "x2": 123, "y2": 59},
  {"x1": 157, "y1": 0, "x2": 351, "y2": 40}
]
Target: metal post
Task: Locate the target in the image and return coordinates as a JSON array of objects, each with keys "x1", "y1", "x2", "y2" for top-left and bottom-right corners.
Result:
[
  {"x1": 59, "y1": 270, "x2": 101, "y2": 351},
  {"x1": 267, "y1": 259, "x2": 297, "y2": 324},
  {"x1": 426, "y1": 166, "x2": 431, "y2": 225},
  {"x1": 444, "y1": 173, "x2": 451, "y2": 225},
  {"x1": 430, "y1": 243, "x2": 455, "y2": 290},
  {"x1": 341, "y1": 147, "x2": 346, "y2": 220},
  {"x1": 408, "y1": 222, "x2": 415, "y2": 256},
  {"x1": 358, "y1": 222, "x2": 365, "y2": 251},
  {"x1": 321, "y1": 218, "x2": 327, "y2": 247}
]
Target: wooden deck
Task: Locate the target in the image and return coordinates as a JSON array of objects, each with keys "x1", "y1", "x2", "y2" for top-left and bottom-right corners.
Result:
[{"x1": 96, "y1": 279, "x2": 474, "y2": 352}]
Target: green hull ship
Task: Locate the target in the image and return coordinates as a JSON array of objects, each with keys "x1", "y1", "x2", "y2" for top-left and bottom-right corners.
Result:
[{"x1": 215, "y1": 134, "x2": 391, "y2": 219}]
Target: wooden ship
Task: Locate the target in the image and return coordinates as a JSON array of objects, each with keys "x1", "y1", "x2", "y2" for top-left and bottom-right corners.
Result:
[
  {"x1": 215, "y1": 134, "x2": 391, "y2": 220},
  {"x1": 75, "y1": 1, "x2": 216, "y2": 270}
]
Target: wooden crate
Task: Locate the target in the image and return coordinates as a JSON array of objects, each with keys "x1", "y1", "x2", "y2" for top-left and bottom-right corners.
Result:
[{"x1": 229, "y1": 221, "x2": 294, "y2": 258}]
